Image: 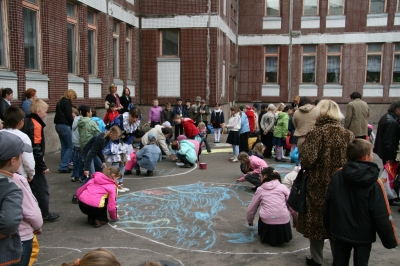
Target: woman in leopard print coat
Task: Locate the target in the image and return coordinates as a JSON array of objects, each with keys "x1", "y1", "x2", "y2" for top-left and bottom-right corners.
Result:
[{"x1": 297, "y1": 100, "x2": 354, "y2": 266}]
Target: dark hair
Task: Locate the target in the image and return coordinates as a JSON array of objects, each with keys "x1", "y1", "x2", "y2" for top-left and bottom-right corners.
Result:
[
  {"x1": 350, "y1": 92, "x2": 362, "y2": 100},
  {"x1": 165, "y1": 102, "x2": 171, "y2": 107},
  {"x1": 79, "y1": 105, "x2": 91, "y2": 117},
  {"x1": 25, "y1": 88, "x2": 37, "y2": 99},
  {"x1": 91, "y1": 108, "x2": 97, "y2": 117},
  {"x1": 0, "y1": 153, "x2": 22, "y2": 168},
  {"x1": 123, "y1": 87, "x2": 131, "y2": 96},
  {"x1": 215, "y1": 102, "x2": 220, "y2": 107},
  {"x1": 161, "y1": 127, "x2": 172, "y2": 136},
  {"x1": 0, "y1": 88, "x2": 13, "y2": 98},
  {"x1": 260, "y1": 167, "x2": 281, "y2": 184},
  {"x1": 3, "y1": 107, "x2": 25, "y2": 128},
  {"x1": 185, "y1": 99, "x2": 191, "y2": 103},
  {"x1": 346, "y1": 139, "x2": 373, "y2": 162},
  {"x1": 388, "y1": 100, "x2": 400, "y2": 113},
  {"x1": 171, "y1": 140, "x2": 179, "y2": 150},
  {"x1": 283, "y1": 105, "x2": 293, "y2": 112},
  {"x1": 108, "y1": 103, "x2": 116, "y2": 108},
  {"x1": 298, "y1": 97, "x2": 312, "y2": 107},
  {"x1": 314, "y1": 99, "x2": 320, "y2": 106},
  {"x1": 129, "y1": 106, "x2": 141, "y2": 118}
]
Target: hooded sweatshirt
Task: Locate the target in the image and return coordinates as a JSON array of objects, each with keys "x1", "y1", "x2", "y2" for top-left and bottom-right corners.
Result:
[
  {"x1": 78, "y1": 117, "x2": 100, "y2": 149},
  {"x1": 324, "y1": 161, "x2": 398, "y2": 248},
  {"x1": 247, "y1": 179, "x2": 291, "y2": 225},
  {"x1": 292, "y1": 104, "x2": 316, "y2": 137},
  {"x1": 76, "y1": 172, "x2": 118, "y2": 220}
]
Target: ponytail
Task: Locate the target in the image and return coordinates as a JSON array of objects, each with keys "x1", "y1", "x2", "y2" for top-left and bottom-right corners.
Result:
[
  {"x1": 102, "y1": 166, "x2": 121, "y2": 179},
  {"x1": 260, "y1": 167, "x2": 281, "y2": 184},
  {"x1": 104, "y1": 126, "x2": 122, "y2": 138}
]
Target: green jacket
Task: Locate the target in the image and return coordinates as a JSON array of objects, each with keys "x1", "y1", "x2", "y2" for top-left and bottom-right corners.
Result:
[
  {"x1": 273, "y1": 112, "x2": 289, "y2": 138},
  {"x1": 78, "y1": 117, "x2": 100, "y2": 149}
]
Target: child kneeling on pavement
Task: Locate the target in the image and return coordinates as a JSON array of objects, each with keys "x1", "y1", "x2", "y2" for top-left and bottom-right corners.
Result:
[
  {"x1": 171, "y1": 136, "x2": 198, "y2": 168},
  {"x1": 135, "y1": 132, "x2": 162, "y2": 176}
]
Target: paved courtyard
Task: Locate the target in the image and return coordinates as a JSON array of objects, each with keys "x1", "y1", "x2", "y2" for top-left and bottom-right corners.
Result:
[{"x1": 34, "y1": 135, "x2": 399, "y2": 266}]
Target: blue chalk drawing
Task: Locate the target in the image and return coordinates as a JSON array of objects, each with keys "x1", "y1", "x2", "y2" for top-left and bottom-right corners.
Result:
[
  {"x1": 270, "y1": 163, "x2": 296, "y2": 174},
  {"x1": 223, "y1": 226, "x2": 258, "y2": 244},
  {"x1": 117, "y1": 183, "x2": 252, "y2": 251}
]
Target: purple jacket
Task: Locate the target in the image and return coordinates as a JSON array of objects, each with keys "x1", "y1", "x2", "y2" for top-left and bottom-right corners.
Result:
[
  {"x1": 76, "y1": 172, "x2": 118, "y2": 220},
  {"x1": 148, "y1": 106, "x2": 163, "y2": 123},
  {"x1": 247, "y1": 179, "x2": 291, "y2": 225}
]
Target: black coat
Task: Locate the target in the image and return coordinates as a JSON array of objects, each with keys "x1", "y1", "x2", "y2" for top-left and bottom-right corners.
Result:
[
  {"x1": 119, "y1": 95, "x2": 132, "y2": 113},
  {"x1": 324, "y1": 161, "x2": 398, "y2": 248},
  {"x1": 373, "y1": 112, "x2": 400, "y2": 162},
  {"x1": 82, "y1": 133, "x2": 109, "y2": 171},
  {"x1": 53, "y1": 97, "x2": 74, "y2": 127},
  {"x1": 0, "y1": 98, "x2": 10, "y2": 121}
]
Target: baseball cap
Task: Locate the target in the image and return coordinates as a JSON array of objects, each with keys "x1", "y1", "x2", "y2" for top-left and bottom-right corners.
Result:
[
  {"x1": 268, "y1": 104, "x2": 277, "y2": 110},
  {"x1": 0, "y1": 131, "x2": 33, "y2": 160},
  {"x1": 148, "y1": 132, "x2": 157, "y2": 142},
  {"x1": 239, "y1": 104, "x2": 246, "y2": 111},
  {"x1": 253, "y1": 103, "x2": 260, "y2": 110},
  {"x1": 195, "y1": 96, "x2": 201, "y2": 101},
  {"x1": 176, "y1": 97, "x2": 182, "y2": 101},
  {"x1": 162, "y1": 121, "x2": 171, "y2": 128}
]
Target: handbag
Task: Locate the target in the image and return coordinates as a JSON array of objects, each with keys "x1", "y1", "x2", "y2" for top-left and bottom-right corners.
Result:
[{"x1": 287, "y1": 168, "x2": 307, "y2": 214}]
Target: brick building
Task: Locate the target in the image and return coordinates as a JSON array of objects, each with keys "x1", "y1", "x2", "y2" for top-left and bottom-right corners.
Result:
[{"x1": 0, "y1": 1, "x2": 399, "y2": 151}]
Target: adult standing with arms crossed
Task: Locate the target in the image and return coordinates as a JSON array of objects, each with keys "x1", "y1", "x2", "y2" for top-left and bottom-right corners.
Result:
[
  {"x1": 105, "y1": 83, "x2": 123, "y2": 113},
  {"x1": 344, "y1": 92, "x2": 370, "y2": 139}
]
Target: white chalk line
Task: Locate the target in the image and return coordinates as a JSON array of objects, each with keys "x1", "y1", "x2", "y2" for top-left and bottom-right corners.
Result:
[
  {"x1": 123, "y1": 163, "x2": 198, "y2": 180},
  {"x1": 36, "y1": 246, "x2": 185, "y2": 266}
]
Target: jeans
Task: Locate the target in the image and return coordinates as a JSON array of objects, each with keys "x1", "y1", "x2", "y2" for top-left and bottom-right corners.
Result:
[
  {"x1": 13, "y1": 239, "x2": 33, "y2": 266},
  {"x1": 72, "y1": 147, "x2": 84, "y2": 179},
  {"x1": 82, "y1": 154, "x2": 102, "y2": 176},
  {"x1": 176, "y1": 153, "x2": 193, "y2": 166},
  {"x1": 112, "y1": 162, "x2": 125, "y2": 184},
  {"x1": 30, "y1": 171, "x2": 50, "y2": 217},
  {"x1": 55, "y1": 124, "x2": 74, "y2": 171},
  {"x1": 199, "y1": 134, "x2": 211, "y2": 152}
]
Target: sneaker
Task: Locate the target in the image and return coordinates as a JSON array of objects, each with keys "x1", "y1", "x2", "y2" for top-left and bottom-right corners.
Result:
[
  {"x1": 207, "y1": 150, "x2": 212, "y2": 153},
  {"x1": 203, "y1": 151, "x2": 209, "y2": 155},
  {"x1": 132, "y1": 144, "x2": 140, "y2": 149},
  {"x1": 71, "y1": 177, "x2": 77, "y2": 182},
  {"x1": 93, "y1": 220, "x2": 106, "y2": 228},
  {"x1": 43, "y1": 212, "x2": 59, "y2": 222},
  {"x1": 306, "y1": 256, "x2": 321, "y2": 266},
  {"x1": 275, "y1": 158, "x2": 287, "y2": 162},
  {"x1": 147, "y1": 170, "x2": 153, "y2": 176},
  {"x1": 231, "y1": 158, "x2": 239, "y2": 163},
  {"x1": 124, "y1": 170, "x2": 132, "y2": 175},
  {"x1": 180, "y1": 164, "x2": 191, "y2": 168},
  {"x1": 136, "y1": 170, "x2": 141, "y2": 175},
  {"x1": 69, "y1": 162, "x2": 73, "y2": 166},
  {"x1": 71, "y1": 194, "x2": 79, "y2": 204}
]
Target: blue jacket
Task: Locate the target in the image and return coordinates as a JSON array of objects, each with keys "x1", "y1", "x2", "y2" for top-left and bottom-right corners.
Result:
[
  {"x1": 240, "y1": 111, "x2": 250, "y2": 134},
  {"x1": 136, "y1": 142, "x2": 162, "y2": 171},
  {"x1": 92, "y1": 116, "x2": 106, "y2": 132},
  {"x1": 178, "y1": 140, "x2": 197, "y2": 164}
]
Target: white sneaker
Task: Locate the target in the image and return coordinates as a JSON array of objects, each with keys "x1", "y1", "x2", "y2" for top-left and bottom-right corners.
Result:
[
  {"x1": 118, "y1": 188, "x2": 126, "y2": 193},
  {"x1": 122, "y1": 187, "x2": 130, "y2": 192},
  {"x1": 231, "y1": 157, "x2": 238, "y2": 163}
]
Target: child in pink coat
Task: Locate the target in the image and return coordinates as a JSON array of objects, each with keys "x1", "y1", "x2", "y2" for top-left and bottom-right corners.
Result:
[
  {"x1": 76, "y1": 167, "x2": 121, "y2": 227},
  {"x1": 236, "y1": 152, "x2": 268, "y2": 190},
  {"x1": 247, "y1": 167, "x2": 298, "y2": 246}
]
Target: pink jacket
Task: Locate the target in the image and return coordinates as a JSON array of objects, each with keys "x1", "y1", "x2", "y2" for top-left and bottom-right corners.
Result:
[
  {"x1": 238, "y1": 156, "x2": 268, "y2": 182},
  {"x1": 148, "y1": 106, "x2": 163, "y2": 123},
  {"x1": 76, "y1": 172, "x2": 118, "y2": 220},
  {"x1": 247, "y1": 179, "x2": 291, "y2": 225},
  {"x1": 13, "y1": 173, "x2": 43, "y2": 241}
]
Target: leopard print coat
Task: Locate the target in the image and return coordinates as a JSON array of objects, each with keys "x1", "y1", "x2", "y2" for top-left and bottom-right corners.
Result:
[{"x1": 296, "y1": 117, "x2": 354, "y2": 240}]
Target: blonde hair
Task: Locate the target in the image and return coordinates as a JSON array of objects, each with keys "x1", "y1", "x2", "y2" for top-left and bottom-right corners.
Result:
[
  {"x1": 238, "y1": 152, "x2": 251, "y2": 172},
  {"x1": 30, "y1": 99, "x2": 48, "y2": 113},
  {"x1": 230, "y1": 105, "x2": 241, "y2": 116},
  {"x1": 61, "y1": 248, "x2": 121, "y2": 266},
  {"x1": 292, "y1": 95, "x2": 300, "y2": 102},
  {"x1": 314, "y1": 99, "x2": 344, "y2": 121},
  {"x1": 252, "y1": 142, "x2": 265, "y2": 156},
  {"x1": 142, "y1": 261, "x2": 162, "y2": 266},
  {"x1": 198, "y1": 122, "x2": 206, "y2": 129},
  {"x1": 104, "y1": 126, "x2": 122, "y2": 139},
  {"x1": 63, "y1": 89, "x2": 77, "y2": 101},
  {"x1": 72, "y1": 107, "x2": 79, "y2": 116},
  {"x1": 102, "y1": 166, "x2": 122, "y2": 179},
  {"x1": 276, "y1": 102, "x2": 286, "y2": 112}
]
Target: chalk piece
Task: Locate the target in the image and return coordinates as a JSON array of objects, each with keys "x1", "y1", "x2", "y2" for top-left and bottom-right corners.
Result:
[{"x1": 199, "y1": 163, "x2": 207, "y2": 170}]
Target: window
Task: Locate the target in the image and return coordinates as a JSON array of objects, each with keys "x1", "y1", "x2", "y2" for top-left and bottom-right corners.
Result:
[
  {"x1": 326, "y1": 45, "x2": 342, "y2": 83},
  {"x1": 23, "y1": 0, "x2": 40, "y2": 70},
  {"x1": 264, "y1": 46, "x2": 279, "y2": 83},
  {"x1": 265, "y1": 0, "x2": 279, "y2": 16},
  {"x1": 302, "y1": 45, "x2": 317, "y2": 83},
  {"x1": 393, "y1": 44, "x2": 400, "y2": 82},
  {"x1": 328, "y1": 0, "x2": 344, "y2": 15},
  {"x1": 366, "y1": 44, "x2": 382, "y2": 83},
  {"x1": 126, "y1": 26, "x2": 132, "y2": 80},
  {"x1": 87, "y1": 10, "x2": 97, "y2": 75},
  {"x1": 113, "y1": 21, "x2": 119, "y2": 78},
  {"x1": 0, "y1": 0, "x2": 8, "y2": 67},
  {"x1": 162, "y1": 29, "x2": 179, "y2": 56},
  {"x1": 397, "y1": 0, "x2": 400, "y2": 12},
  {"x1": 303, "y1": 0, "x2": 319, "y2": 16},
  {"x1": 67, "y1": 2, "x2": 78, "y2": 74},
  {"x1": 369, "y1": 0, "x2": 386, "y2": 13}
]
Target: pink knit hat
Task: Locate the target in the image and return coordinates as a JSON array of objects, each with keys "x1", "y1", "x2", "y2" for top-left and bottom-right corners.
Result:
[{"x1": 177, "y1": 135, "x2": 187, "y2": 142}]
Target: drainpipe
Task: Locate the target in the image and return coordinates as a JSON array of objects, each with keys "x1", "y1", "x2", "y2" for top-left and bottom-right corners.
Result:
[
  {"x1": 234, "y1": 0, "x2": 239, "y2": 104},
  {"x1": 106, "y1": 0, "x2": 110, "y2": 87},
  {"x1": 288, "y1": 0, "x2": 293, "y2": 102},
  {"x1": 206, "y1": 0, "x2": 211, "y2": 103},
  {"x1": 138, "y1": 0, "x2": 143, "y2": 104}
]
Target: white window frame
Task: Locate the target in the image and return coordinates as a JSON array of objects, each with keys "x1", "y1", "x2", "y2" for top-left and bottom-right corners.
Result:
[
  {"x1": 67, "y1": 1, "x2": 79, "y2": 74},
  {"x1": 265, "y1": 0, "x2": 280, "y2": 17},
  {"x1": 369, "y1": 0, "x2": 387, "y2": 13},
  {"x1": 392, "y1": 43, "x2": 400, "y2": 83},
  {"x1": 328, "y1": 0, "x2": 345, "y2": 15},
  {"x1": 264, "y1": 45, "x2": 279, "y2": 83},
  {"x1": 113, "y1": 21, "x2": 119, "y2": 78},
  {"x1": 302, "y1": 45, "x2": 317, "y2": 83},
  {"x1": 326, "y1": 45, "x2": 342, "y2": 84},
  {"x1": 366, "y1": 43, "x2": 383, "y2": 84},
  {"x1": 126, "y1": 25, "x2": 132, "y2": 80},
  {"x1": 23, "y1": 0, "x2": 42, "y2": 71},
  {"x1": 87, "y1": 9, "x2": 97, "y2": 76}
]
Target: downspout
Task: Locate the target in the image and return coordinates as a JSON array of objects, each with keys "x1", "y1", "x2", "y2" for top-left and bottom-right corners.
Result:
[
  {"x1": 234, "y1": 0, "x2": 239, "y2": 104},
  {"x1": 138, "y1": 0, "x2": 143, "y2": 104},
  {"x1": 206, "y1": 0, "x2": 211, "y2": 103},
  {"x1": 106, "y1": 0, "x2": 110, "y2": 87},
  {"x1": 288, "y1": 0, "x2": 293, "y2": 102}
]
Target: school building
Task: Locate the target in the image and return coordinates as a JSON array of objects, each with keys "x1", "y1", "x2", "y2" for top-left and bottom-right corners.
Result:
[{"x1": 0, "y1": 0, "x2": 399, "y2": 152}]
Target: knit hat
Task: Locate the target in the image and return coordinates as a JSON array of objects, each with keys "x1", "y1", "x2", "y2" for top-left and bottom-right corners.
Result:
[
  {"x1": 177, "y1": 135, "x2": 187, "y2": 142},
  {"x1": 239, "y1": 104, "x2": 246, "y2": 111},
  {"x1": 162, "y1": 121, "x2": 171, "y2": 128},
  {"x1": 253, "y1": 103, "x2": 260, "y2": 111},
  {"x1": 148, "y1": 132, "x2": 156, "y2": 142},
  {"x1": 176, "y1": 97, "x2": 182, "y2": 101},
  {"x1": 268, "y1": 104, "x2": 276, "y2": 110},
  {"x1": 246, "y1": 105, "x2": 252, "y2": 110}
]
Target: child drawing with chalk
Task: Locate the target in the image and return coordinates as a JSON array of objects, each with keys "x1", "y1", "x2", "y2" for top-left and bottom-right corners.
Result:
[
  {"x1": 76, "y1": 166, "x2": 121, "y2": 227},
  {"x1": 62, "y1": 248, "x2": 121, "y2": 266},
  {"x1": 246, "y1": 167, "x2": 298, "y2": 246},
  {"x1": 236, "y1": 152, "x2": 267, "y2": 190}
]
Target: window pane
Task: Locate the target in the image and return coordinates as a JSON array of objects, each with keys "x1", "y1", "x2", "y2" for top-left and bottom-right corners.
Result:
[
  {"x1": 113, "y1": 38, "x2": 118, "y2": 77},
  {"x1": 113, "y1": 22, "x2": 118, "y2": 33},
  {"x1": 25, "y1": 0, "x2": 37, "y2": 3},
  {"x1": 328, "y1": 45, "x2": 341, "y2": 53},
  {"x1": 370, "y1": 0, "x2": 385, "y2": 13},
  {"x1": 398, "y1": 0, "x2": 400, "y2": 11},
  {"x1": 395, "y1": 43, "x2": 400, "y2": 51},
  {"x1": 88, "y1": 30, "x2": 94, "y2": 75},
  {"x1": 265, "y1": 57, "x2": 278, "y2": 83},
  {"x1": 23, "y1": 8, "x2": 38, "y2": 70},
  {"x1": 162, "y1": 29, "x2": 179, "y2": 56},
  {"x1": 126, "y1": 44, "x2": 131, "y2": 79},
  {"x1": 304, "y1": 45, "x2": 316, "y2": 53},
  {"x1": 66, "y1": 2, "x2": 75, "y2": 18},
  {"x1": 0, "y1": 3, "x2": 5, "y2": 66},
  {"x1": 266, "y1": 0, "x2": 279, "y2": 16},
  {"x1": 304, "y1": 0, "x2": 318, "y2": 15},
  {"x1": 266, "y1": 45, "x2": 278, "y2": 54},
  {"x1": 303, "y1": 56, "x2": 315, "y2": 82},
  {"x1": 87, "y1": 11, "x2": 95, "y2": 24},
  {"x1": 67, "y1": 23, "x2": 76, "y2": 73},
  {"x1": 393, "y1": 54, "x2": 400, "y2": 82},
  {"x1": 329, "y1": 0, "x2": 343, "y2": 15},
  {"x1": 366, "y1": 55, "x2": 381, "y2": 82},
  {"x1": 327, "y1": 56, "x2": 340, "y2": 83},
  {"x1": 368, "y1": 43, "x2": 382, "y2": 52}
]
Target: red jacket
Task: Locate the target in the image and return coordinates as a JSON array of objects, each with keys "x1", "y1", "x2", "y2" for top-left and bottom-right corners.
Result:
[
  {"x1": 182, "y1": 118, "x2": 200, "y2": 138},
  {"x1": 104, "y1": 110, "x2": 119, "y2": 124},
  {"x1": 246, "y1": 109, "x2": 256, "y2": 132}
]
